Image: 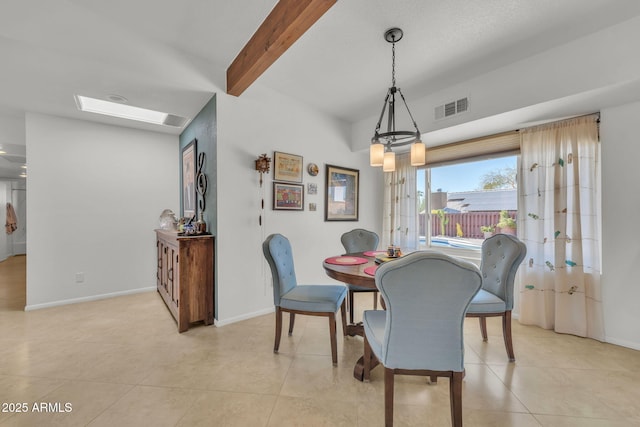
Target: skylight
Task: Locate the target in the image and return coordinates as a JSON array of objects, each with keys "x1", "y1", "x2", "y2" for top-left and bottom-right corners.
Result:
[{"x1": 75, "y1": 95, "x2": 174, "y2": 126}]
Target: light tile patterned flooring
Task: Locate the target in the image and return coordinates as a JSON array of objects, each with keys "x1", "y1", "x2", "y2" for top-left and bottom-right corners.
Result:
[{"x1": 1, "y1": 255, "x2": 639, "y2": 426}]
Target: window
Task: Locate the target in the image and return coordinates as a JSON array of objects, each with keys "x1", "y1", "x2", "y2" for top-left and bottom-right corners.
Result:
[{"x1": 417, "y1": 155, "x2": 518, "y2": 259}]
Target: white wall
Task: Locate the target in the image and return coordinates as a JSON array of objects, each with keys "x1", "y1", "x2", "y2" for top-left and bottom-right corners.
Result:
[
  {"x1": 25, "y1": 113, "x2": 178, "y2": 309},
  {"x1": 600, "y1": 101, "x2": 640, "y2": 350},
  {"x1": 215, "y1": 86, "x2": 383, "y2": 325}
]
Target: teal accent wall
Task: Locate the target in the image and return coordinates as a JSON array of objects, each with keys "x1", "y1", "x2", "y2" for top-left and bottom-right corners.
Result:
[{"x1": 179, "y1": 94, "x2": 217, "y2": 318}]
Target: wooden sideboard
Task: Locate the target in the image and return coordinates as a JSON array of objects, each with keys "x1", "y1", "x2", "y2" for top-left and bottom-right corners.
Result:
[{"x1": 155, "y1": 230, "x2": 214, "y2": 332}]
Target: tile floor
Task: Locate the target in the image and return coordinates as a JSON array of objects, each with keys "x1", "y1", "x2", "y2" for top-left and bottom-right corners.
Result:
[{"x1": 0, "y1": 255, "x2": 639, "y2": 426}]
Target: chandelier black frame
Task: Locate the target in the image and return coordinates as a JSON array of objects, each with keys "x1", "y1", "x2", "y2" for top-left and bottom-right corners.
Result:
[{"x1": 370, "y1": 28, "x2": 425, "y2": 172}]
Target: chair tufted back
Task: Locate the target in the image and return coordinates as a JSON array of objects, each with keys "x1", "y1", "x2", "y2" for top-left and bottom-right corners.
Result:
[
  {"x1": 262, "y1": 234, "x2": 298, "y2": 306},
  {"x1": 480, "y1": 234, "x2": 527, "y2": 310},
  {"x1": 374, "y1": 251, "x2": 482, "y2": 371},
  {"x1": 341, "y1": 229, "x2": 379, "y2": 253}
]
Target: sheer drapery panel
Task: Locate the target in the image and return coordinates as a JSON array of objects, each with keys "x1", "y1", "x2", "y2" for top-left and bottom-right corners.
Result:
[
  {"x1": 382, "y1": 153, "x2": 419, "y2": 250},
  {"x1": 518, "y1": 114, "x2": 604, "y2": 340}
]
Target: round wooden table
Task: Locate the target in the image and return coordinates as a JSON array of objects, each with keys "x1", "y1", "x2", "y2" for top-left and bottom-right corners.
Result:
[
  {"x1": 323, "y1": 254, "x2": 377, "y2": 289},
  {"x1": 323, "y1": 253, "x2": 381, "y2": 381}
]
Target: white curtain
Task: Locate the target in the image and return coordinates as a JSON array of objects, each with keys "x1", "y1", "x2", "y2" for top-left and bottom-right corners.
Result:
[
  {"x1": 382, "y1": 153, "x2": 419, "y2": 250},
  {"x1": 518, "y1": 114, "x2": 604, "y2": 340}
]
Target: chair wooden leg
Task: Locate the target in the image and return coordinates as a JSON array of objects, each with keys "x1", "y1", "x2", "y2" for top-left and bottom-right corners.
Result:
[
  {"x1": 449, "y1": 371, "x2": 463, "y2": 427},
  {"x1": 478, "y1": 316, "x2": 488, "y2": 342},
  {"x1": 274, "y1": 307, "x2": 283, "y2": 353},
  {"x1": 384, "y1": 367, "x2": 395, "y2": 427},
  {"x1": 503, "y1": 311, "x2": 515, "y2": 362},
  {"x1": 373, "y1": 291, "x2": 378, "y2": 310},
  {"x1": 329, "y1": 314, "x2": 338, "y2": 365},
  {"x1": 348, "y1": 290, "x2": 355, "y2": 324},
  {"x1": 288, "y1": 312, "x2": 295, "y2": 336},
  {"x1": 340, "y1": 300, "x2": 347, "y2": 336},
  {"x1": 363, "y1": 335, "x2": 372, "y2": 381}
]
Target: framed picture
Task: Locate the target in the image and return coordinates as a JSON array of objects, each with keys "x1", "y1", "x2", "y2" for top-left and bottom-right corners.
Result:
[
  {"x1": 182, "y1": 139, "x2": 197, "y2": 219},
  {"x1": 325, "y1": 164, "x2": 359, "y2": 221},
  {"x1": 274, "y1": 151, "x2": 303, "y2": 182},
  {"x1": 307, "y1": 183, "x2": 317, "y2": 195},
  {"x1": 273, "y1": 182, "x2": 304, "y2": 211}
]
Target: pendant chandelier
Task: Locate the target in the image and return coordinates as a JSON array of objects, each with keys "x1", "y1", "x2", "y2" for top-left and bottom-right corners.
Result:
[{"x1": 369, "y1": 28, "x2": 425, "y2": 172}]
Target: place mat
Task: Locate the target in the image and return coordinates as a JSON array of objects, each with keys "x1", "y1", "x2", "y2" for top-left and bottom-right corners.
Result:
[
  {"x1": 364, "y1": 265, "x2": 378, "y2": 276},
  {"x1": 324, "y1": 256, "x2": 369, "y2": 266},
  {"x1": 363, "y1": 250, "x2": 387, "y2": 257}
]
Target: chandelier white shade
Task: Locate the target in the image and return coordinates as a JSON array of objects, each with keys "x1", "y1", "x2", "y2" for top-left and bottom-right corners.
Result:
[
  {"x1": 370, "y1": 142, "x2": 384, "y2": 166},
  {"x1": 410, "y1": 140, "x2": 426, "y2": 166},
  {"x1": 369, "y1": 28, "x2": 425, "y2": 172},
  {"x1": 383, "y1": 148, "x2": 396, "y2": 172}
]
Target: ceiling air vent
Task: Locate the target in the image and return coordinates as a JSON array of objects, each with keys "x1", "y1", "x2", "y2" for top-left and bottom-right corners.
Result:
[
  {"x1": 435, "y1": 97, "x2": 469, "y2": 120},
  {"x1": 444, "y1": 102, "x2": 456, "y2": 116},
  {"x1": 456, "y1": 97, "x2": 468, "y2": 113}
]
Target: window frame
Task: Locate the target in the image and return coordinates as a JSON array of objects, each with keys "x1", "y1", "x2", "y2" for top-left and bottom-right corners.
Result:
[{"x1": 417, "y1": 131, "x2": 521, "y2": 262}]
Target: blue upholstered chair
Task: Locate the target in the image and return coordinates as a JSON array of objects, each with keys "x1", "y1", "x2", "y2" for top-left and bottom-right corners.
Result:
[
  {"x1": 262, "y1": 234, "x2": 348, "y2": 365},
  {"x1": 466, "y1": 233, "x2": 527, "y2": 362},
  {"x1": 363, "y1": 251, "x2": 482, "y2": 427},
  {"x1": 340, "y1": 229, "x2": 380, "y2": 324}
]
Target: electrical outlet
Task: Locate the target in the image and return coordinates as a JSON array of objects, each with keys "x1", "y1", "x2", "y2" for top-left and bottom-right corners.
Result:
[{"x1": 75, "y1": 272, "x2": 84, "y2": 283}]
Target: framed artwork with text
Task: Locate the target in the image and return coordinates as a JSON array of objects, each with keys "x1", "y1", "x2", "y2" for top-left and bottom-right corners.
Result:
[{"x1": 273, "y1": 151, "x2": 303, "y2": 183}]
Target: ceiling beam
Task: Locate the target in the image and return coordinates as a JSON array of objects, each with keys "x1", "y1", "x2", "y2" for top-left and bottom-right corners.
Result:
[{"x1": 226, "y1": 0, "x2": 336, "y2": 97}]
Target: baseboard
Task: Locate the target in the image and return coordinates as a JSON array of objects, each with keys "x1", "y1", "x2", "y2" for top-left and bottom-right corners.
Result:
[
  {"x1": 214, "y1": 306, "x2": 274, "y2": 327},
  {"x1": 604, "y1": 336, "x2": 640, "y2": 351},
  {"x1": 24, "y1": 287, "x2": 156, "y2": 311},
  {"x1": 513, "y1": 312, "x2": 639, "y2": 351}
]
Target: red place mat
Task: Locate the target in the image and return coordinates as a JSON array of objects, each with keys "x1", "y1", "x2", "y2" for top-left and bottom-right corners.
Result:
[
  {"x1": 364, "y1": 265, "x2": 378, "y2": 276},
  {"x1": 324, "y1": 256, "x2": 369, "y2": 266},
  {"x1": 363, "y1": 250, "x2": 387, "y2": 257}
]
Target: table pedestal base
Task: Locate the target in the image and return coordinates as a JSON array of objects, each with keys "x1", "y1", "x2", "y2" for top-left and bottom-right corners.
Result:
[
  {"x1": 353, "y1": 354, "x2": 380, "y2": 381},
  {"x1": 345, "y1": 322, "x2": 363, "y2": 337}
]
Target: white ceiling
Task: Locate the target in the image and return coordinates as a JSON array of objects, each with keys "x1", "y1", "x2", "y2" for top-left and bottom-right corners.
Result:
[{"x1": 2, "y1": 0, "x2": 640, "y2": 179}]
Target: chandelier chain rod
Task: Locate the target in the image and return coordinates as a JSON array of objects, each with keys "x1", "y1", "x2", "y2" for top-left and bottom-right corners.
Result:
[
  {"x1": 397, "y1": 89, "x2": 420, "y2": 132},
  {"x1": 388, "y1": 92, "x2": 395, "y2": 136},
  {"x1": 391, "y1": 41, "x2": 396, "y2": 87},
  {"x1": 374, "y1": 90, "x2": 391, "y2": 134}
]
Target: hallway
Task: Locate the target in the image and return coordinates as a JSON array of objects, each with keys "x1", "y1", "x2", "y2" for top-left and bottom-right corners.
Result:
[{"x1": 0, "y1": 254, "x2": 25, "y2": 311}]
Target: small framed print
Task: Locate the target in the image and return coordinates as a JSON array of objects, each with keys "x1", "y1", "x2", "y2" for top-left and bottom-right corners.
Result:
[
  {"x1": 309, "y1": 203, "x2": 317, "y2": 211},
  {"x1": 307, "y1": 183, "x2": 317, "y2": 195},
  {"x1": 273, "y1": 182, "x2": 304, "y2": 211},
  {"x1": 325, "y1": 164, "x2": 359, "y2": 221},
  {"x1": 274, "y1": 151, "x2": 303, "y2": 183}
]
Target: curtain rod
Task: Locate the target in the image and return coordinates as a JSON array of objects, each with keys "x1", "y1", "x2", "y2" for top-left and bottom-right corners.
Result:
[{"x1": 516, "y1": 112, "x2": 600, "y2": 132}]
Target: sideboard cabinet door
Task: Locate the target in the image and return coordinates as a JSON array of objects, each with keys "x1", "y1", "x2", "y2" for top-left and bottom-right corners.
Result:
[{"x1": 155, "y1": 230, "x2": 214, "y2": 332}]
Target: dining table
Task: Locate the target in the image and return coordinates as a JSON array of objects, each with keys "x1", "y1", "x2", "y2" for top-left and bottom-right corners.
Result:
[{"x1": 323, "y1": 250, "x2": 391, "y2": 381}]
